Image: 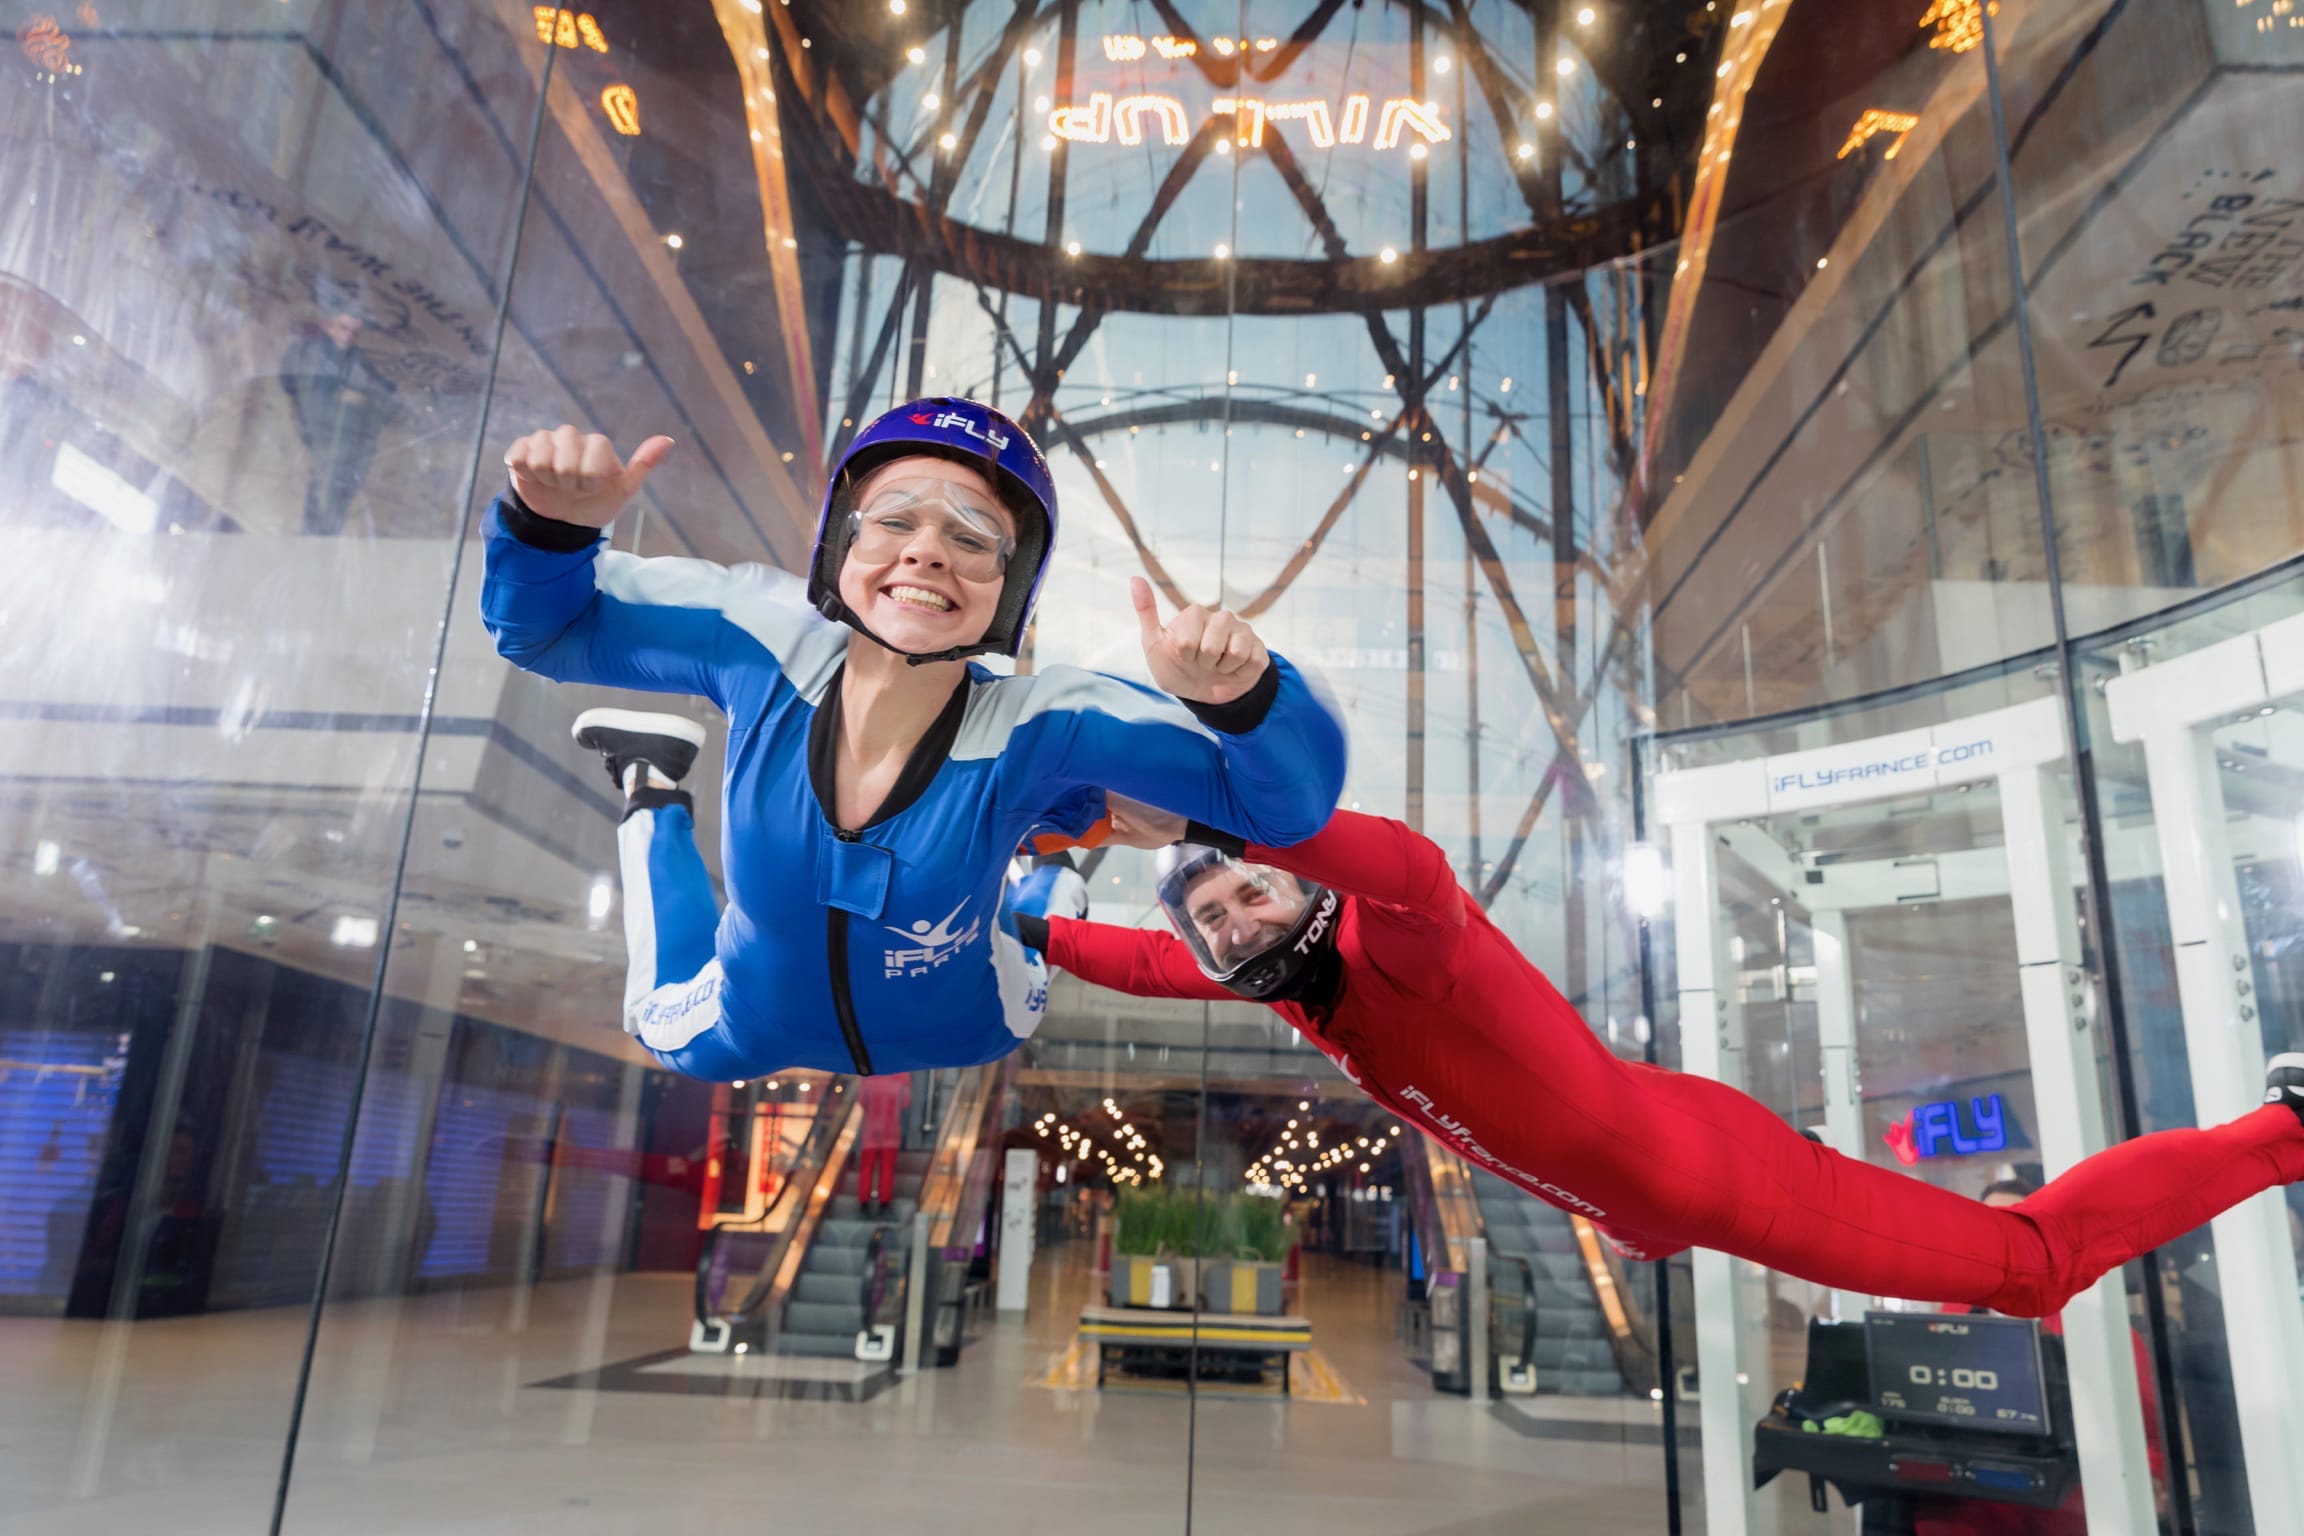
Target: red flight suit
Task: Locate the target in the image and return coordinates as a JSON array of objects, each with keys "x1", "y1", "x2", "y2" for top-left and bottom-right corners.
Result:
[{"x1": 1041, "y1": 811, "x2": 2304, "y2": 1317}]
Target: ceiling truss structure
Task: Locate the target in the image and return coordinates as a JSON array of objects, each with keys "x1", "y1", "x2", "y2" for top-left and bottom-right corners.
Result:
[{"x1": 768, "y1": 0, "x2": 1713, "y2": 994}]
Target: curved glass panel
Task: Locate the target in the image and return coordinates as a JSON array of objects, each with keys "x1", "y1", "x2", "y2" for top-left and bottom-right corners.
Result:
[{"x1": 0, "y1": 1, "x2": 538, "y2": 1528}]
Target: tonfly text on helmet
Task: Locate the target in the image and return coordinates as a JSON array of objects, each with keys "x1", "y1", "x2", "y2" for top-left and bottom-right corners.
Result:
[
  {"x1": 806, "y1": 397, "x2": 1057, "y2": 663},
  {"x1": 1154, "y1": 845, "x2": 1341, "y2": 1002}
]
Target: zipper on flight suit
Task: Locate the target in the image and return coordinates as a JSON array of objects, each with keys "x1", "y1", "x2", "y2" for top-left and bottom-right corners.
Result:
[
  {"x1": 826, "y1": 828, "x2": 875, "y2": 1076},
  {"x1": 806, "y1": 662, "x2": 975, "y2": 1080}
]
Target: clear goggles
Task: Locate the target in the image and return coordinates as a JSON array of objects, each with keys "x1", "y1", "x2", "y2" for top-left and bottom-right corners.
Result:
[
  {"x1": 845, "y1": 478, "x2": 1015, "y2": 584},
  {"x1": 1156, "y1": 852, "x2": 1315, "y2": 980}
]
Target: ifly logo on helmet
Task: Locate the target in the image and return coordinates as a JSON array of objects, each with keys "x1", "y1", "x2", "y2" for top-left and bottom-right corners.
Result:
[{"x1": 909, "y1": 407, "x2": 1010, "y2": 452}]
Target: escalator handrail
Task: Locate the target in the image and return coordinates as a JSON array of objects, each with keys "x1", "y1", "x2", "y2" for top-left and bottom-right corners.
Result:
[
  {"x1": 857, "y1": 1213, "x2": 916, "y2": 1338},
  {"x1": 1568, "y1": 1213, "x2": 1661, "y2": 1394},
  {"x1": 938, "y1": 1052, "x2": 1016, "y2": 1258},
  {"x1": 915, "y1": 1065, "x2": 992, "y2": 1250},
  {"x1": 1488, "y1": 1249, "x2": 1540, "y2": 1379},
  {"x1": 1398, "y1": 1132, "x2": 1452, "y2": 1278}
]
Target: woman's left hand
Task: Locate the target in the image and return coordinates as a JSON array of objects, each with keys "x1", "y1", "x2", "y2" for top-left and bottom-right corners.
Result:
[{"x1": 1132, "y1": 577, "x2": 1270, "y2": 705}]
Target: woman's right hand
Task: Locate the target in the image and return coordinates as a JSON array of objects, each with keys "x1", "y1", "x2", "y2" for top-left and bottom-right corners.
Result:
[
  {"x1": 504, "y1": 426, "x2": 673, "y2": 528},
  {"x1": 1102, "y1": 791, "x2": 1187, "y2": 849}
]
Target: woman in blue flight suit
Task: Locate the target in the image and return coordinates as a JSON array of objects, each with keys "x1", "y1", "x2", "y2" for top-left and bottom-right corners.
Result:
[{"x1": 481, "y1": 399, "x2": 1346, "y2": 1081}]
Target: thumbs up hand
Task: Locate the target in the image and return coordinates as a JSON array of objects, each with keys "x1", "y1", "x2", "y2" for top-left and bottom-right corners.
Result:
[
  {"x1": 503, "y1": 426, "x2": 673, "y2": 529},
  {"x1": 1132, "y1": 576, "x2": 1270, "y2": 706}
]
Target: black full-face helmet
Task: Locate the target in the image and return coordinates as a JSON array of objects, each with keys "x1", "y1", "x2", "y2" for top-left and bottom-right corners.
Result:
[{"x1": 1155, "y1": 846, "x2": 1340, "y2": 1002}]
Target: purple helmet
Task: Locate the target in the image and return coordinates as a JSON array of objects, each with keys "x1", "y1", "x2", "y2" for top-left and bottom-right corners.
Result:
[{"x1": 807, "y1": 397, "x2": 1058, "y2": 662}]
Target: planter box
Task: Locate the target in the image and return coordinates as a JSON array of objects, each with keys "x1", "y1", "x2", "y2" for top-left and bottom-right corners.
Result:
[
  {"x1": 1202, "y1": 1259, "x2": 1284, "y2": 1316},
  {"x1": 1109, "y1": 1255, "x2": 1160, "y2": 1307},
  {"x1": 1108, "y1": 1255, "x2": 1203, "y2": 1309}
]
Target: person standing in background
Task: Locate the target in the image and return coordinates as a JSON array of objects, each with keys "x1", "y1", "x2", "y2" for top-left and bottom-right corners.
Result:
[
  {"x1": 856, "y1": 1072, "x2": 912, "y2": 1219},
  {"x1": 279, "y1": 280, "x2": 398, "y2": 536}
]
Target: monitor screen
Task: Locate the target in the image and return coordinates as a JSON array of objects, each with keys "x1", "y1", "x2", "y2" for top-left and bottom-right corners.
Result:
[{"x1": 1864, "y1": 1311, "x2": 2051, "y2": 1436}]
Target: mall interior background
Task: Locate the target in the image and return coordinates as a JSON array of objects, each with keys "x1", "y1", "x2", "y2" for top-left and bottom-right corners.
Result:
[{"x1": 1, "y1": 0, "x2": 2299, "y2": 1531}]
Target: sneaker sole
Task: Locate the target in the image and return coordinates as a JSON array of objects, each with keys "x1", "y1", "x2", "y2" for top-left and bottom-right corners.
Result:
[{"x1": 571, "y1": 708, "x2": 707, "y2": 749}]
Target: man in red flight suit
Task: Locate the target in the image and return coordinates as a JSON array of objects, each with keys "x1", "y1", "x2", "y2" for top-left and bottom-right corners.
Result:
[{"x1": 1010, "y1": 799, "x2": 2304, "y2": 1318}]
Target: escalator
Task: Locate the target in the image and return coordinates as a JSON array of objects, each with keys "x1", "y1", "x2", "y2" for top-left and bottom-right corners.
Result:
[
  {"x1": 1401, "y1": 1134, "x2": 1656, "y2": 1399},
  {"x1": 1469, "y1": 1168, "x2": 1630, "y2": 1396},
  {"x1": 779, "y1": 1146, "x2": 929, "y2": 1357},
  {"x1": 689, "y1": 1059, "x2": 1011, "y2": 1368}
]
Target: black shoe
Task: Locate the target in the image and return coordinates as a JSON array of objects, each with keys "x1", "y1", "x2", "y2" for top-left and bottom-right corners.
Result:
[
  {"x1": 2266, "y1": 1053, "x2": 2304, "y2": 1129},
  {"x1": 572, "y1": 708, "x2": 706, "y2": 793}
]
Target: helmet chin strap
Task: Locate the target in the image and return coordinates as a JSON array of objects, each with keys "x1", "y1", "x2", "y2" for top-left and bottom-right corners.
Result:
[{"x1": 814, "y1": 592, "x2": 998, "y2": 666}]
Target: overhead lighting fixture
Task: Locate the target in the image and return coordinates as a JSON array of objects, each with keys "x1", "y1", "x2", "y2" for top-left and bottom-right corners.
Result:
[
  {"x1": 588, "y1": 877, "x2": 614, "y2": 921},
  {"x1": 922, "y1": 91, "x2": 940, "y2": 110},
  {"x1": 1213, "y1": 242, "x2": 1230, "y2": 259},
  {"x1": 1623, "y1": 843, "x2": 1669, "y2": 918},
  {"x1": 1024, "y1": 47, "x2": 1042, "y2": 66},
  {"x1": 1516, "y1": 140, "x2": 1535, "y2": 160},
  {"x1": 1378, "y1": 246, "x2": 1398, "y2": 263},
  {"x1": 907, "y1": 45, "x2": 926, "y2": 64},
  {"x1": 33, "y1": 840, "x2": 59, "y2": 876},
  {"x1": 1065, "y1": 239, "x2": 1082, "y2": 256},
  {"x1": 938, "y1": 130, "x2": 957, "y2": 149},
  {"x1": 664, "y1": 233, "x2": 683, "y2": 249},
  {"x1": 1557, "y1": 56, "x2": 1576, "y2": 76},
  {"x1": 331, "y1": 915, "x2": 379, "y2": 948},
  {"x1": 1578, "y1": 5, "x2": 1596, "y2": 22},
  {"x1": 1535, "y1": 100, "x2": 1554, "y2": 120},
  {"x1": 1433, "y1": 54, "x2": 1452, "y2": 72},
  {"x1": 889, "y1": 0, "x2": 905, "y2": 11}
]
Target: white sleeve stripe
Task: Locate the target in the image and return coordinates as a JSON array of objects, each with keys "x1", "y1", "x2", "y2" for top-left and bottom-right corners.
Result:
[
  {"x1": 595, "y1": 552, "x2": 846, "y2": 702},
  {"x1": 953, "y1": 665, "x2": 1212, "y2": 762}
]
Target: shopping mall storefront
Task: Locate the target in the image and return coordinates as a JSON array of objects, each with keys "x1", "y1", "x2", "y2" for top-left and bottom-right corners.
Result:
[{"x1": 0, "y1": 0, "x2": 2297, "y2": 1531}]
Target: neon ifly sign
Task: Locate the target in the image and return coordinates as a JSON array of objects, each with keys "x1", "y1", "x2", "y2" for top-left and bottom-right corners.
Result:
[{"x1": 1884, "y1": 1094, "x2": 2009, "y2": 1164}]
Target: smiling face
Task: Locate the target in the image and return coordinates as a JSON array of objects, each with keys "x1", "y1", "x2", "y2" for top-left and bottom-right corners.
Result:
[
  {"x1": 834, "y1": 454, "x2": 1017, "y2": 653},
  {"x1": 1182, "y1": 864, "x2": 1307, "y2": 971}
]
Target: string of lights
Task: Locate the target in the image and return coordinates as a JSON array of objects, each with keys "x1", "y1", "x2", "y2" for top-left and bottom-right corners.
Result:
[
  {"x1": 1244, "y1": 1101, "x2": 1405, "y2": 1192},
  {"x1": 1035, "y1": 1099, "x2": 1165, "y2": 1186}
]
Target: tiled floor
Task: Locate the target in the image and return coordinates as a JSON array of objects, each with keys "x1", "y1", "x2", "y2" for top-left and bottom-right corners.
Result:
[{"x1": 1, "y1": 1245, "x2": 1669, "y2": 1533}]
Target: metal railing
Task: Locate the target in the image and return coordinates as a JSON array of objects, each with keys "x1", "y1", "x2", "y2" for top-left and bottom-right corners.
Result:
[
  {"x1": 1570, "y1": 1213, "x2": 1662, "y2": 1396},
  {"x1": 920, "y1": 1056, "x2": 1014, "y2": 1368},
  {"x1": 1488, "y1": 1249, "x2": 1541, "y2": 1394}
]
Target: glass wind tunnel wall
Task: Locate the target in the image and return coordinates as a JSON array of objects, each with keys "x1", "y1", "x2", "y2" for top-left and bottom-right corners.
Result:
[{"x1": 0, "y1": 0, "x2": 1680, "y2": 1532}]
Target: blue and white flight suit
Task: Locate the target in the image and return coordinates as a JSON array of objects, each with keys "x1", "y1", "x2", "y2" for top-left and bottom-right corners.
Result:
[{"x1": 479, "y1": 502, "x2": 1347, "y2": 1081}]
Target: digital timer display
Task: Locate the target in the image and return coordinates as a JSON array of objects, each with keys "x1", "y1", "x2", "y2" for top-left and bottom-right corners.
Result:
[{"x1": 1864, "y1": 1311, "x2": 2051, "y2": 1437}]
